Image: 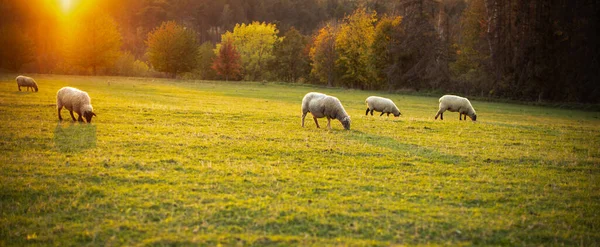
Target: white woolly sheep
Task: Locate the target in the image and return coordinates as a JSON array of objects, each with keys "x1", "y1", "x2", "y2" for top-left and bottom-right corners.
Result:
[
  {"x1": 434, "y1": 95, "x2": 477, "y2": 121},
  {"x1": 365, "y1": 96, "x2": 401, "y2": 117},
  {"x1": 57, "y1": 87, "x2": 96, "y2": 123},
  {"x1": 15, "y1": 75, "x2": 38, "y2": 92},
  {"x1": 301, "y1": 92, "x2": 351, "y2": 130}
]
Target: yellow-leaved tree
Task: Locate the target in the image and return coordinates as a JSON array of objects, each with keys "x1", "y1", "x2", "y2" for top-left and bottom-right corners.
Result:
[
  {"x1": 216, "y1": 22, "x2": 281, "y2": 81},
  {"x1": 335, "y1": 7, "x2": 377, "y2": 89}
]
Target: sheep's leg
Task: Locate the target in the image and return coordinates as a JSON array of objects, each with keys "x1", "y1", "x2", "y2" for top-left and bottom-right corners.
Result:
[
  {"x1": 387, "y1": 113, "x2": 390, "y2": 117},
  {"x1": 18, "y1": 85, "x2": 21, "y2": 91},
  {"x1": 435, "y1": 110, "x2": 444, "y2": 120},
  {"x1": 459, "y1": 114, "x2": 462, "y2": 120},
  {"x1": 77, "y1": 113, "x2": 84, "y2": 122},
  {"x1": 301, "y1": 112, "x2": 307, "y2": 127},
  {"x1": 57, "y1": 107, "x2": 63, "y2": 121},
  {"x1": 365, "y1": 108, "x2": 370, "y2": 116},
  {"x1": 380, "y1": 112, "x2": 384, "y2": 116},
  {"x1": 69, "y1": 111, "x2": 77, "y2": 121},
  {"x1": 313, "y1": 117, "x2": 320, "y2": 128},
  {"x1": 326, "y1": 117, "x2": 331, "y2": 129}
]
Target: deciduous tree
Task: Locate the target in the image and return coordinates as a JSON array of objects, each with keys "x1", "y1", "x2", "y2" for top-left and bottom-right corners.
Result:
[
  {"x1": 67, "y1": 14, "x2": 122, "y2": 75},
  {"x1": 218, "y1": 21, "x2": 280, "y2": 81},
  {"x1": 146, "y1": 21, "x2": 199, "y2": 78},
  {"x1": 212, "y1": 38, "x2": 241, "y2": 81},
  {"x1": 371, "y1": 15, "x2": 402, "y2": 90},
  {"x1": 309, "y1": 22, "x2": 338, "y2": 87},
  {"x1": 335, "y1": 7, "x2": 377, "y2": 89},
  {"x1": 271, "y1": 27, "x2": 310, "y2": 82}
]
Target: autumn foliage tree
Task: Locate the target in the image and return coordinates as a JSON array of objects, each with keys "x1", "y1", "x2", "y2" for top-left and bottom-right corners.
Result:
[
  {"x1": 218, "y1": 22, "x2": 280, "y2": 81},
  {"x1": 371, "y1": 16, "x2": 402, "y2": 90},
  {"x1": 146, "y1": 21, "x2": 199, "y2": 78},
  {"x1": 212, "y1": 38, "x2": 241, "y2": 81},
  {"x1": 335, "y1": 7, "x2": 377, "y2": 89},
  {"x1": 309, "y1": 22, "x2": 338, "y2": 87},
  {"x1": 66, "y1": 14, "x2": 122, "y2": 75}
]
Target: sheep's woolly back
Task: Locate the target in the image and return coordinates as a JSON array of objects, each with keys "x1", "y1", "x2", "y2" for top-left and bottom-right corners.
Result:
[
  {"x1": 321, "y1": 96, "x2": 350, "y2": 120},
  {"x1": 56, "y1": 87, "x2": 93, "y2": 115},
  {"x1": 439, "y1": 95, "x2": 476, "y2": 116},
  {"x1": 16, "y1": 75, "x2": 38, "y2": 88},
  {"x1": 366, "y1": 96, "x2": 400, "y2": 115},
  {"x1": 302, "y1": 92, "x2": 327, "y2": 113}
]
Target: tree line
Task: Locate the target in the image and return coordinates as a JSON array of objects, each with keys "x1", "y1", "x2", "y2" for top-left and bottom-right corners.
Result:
[{"x1": 0, "y1": 0, "x2": 598, "y2": 103}]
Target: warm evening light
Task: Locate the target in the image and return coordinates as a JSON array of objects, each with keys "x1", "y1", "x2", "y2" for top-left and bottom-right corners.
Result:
[{"x1": 60, "y1": 0, "x2": 72, "y2": 12}]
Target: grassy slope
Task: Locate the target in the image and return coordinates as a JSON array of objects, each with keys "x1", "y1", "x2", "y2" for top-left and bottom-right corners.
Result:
[{"x1": 0, "y1": 74, "x2": 599, "y2": 246}]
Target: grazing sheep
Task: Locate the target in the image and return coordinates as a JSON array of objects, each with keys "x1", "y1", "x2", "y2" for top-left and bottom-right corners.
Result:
[
  {"x1": 434, "y1": 95, "x2": 477, "y2": 121},
  {"x1": 15, "y1": 75, "x2": 38, "y2": 92},
  {"x1": 365, "y1": 96, "x2": 401, "y2": 117},
  {"x1": 56, "y1": 87, "x2": 96, "y2": 123},
  {"x1": 301, "y1": 92, "x2": 351, "y2": 130}
]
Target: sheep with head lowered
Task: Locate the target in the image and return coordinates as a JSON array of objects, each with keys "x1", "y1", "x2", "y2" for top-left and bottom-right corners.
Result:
[
  {"x1": 16, "y1": 75, "x2": 38, "y2": 92},
  {"x1": 365, "y1": 96, "x2": 401, "y2": 117},
  {"x1": 56, "y1": 87, "x2": 96, "y2": 123},
  {"x1": 434, "y1": 95, "x2": 477, "y2": 121},
  {"x1": 301, "y1": 92, "x2": 351, "y2": 130}
]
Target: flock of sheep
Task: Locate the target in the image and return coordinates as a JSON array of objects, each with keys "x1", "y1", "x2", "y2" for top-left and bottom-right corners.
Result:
[
  {"x1": 302, "y1": 92, "x2": 477, "y2": 130},
  {"x1": 16, "y1": 75, "x2": 477, "y2": 128},
  {"x1": 16, "y1": 75, "x2": 97, "y2": 123}
]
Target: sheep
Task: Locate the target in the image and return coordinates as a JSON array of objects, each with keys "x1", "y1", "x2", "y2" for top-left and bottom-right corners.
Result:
[
  {"x1": 434, "y1": 95, "x2": 477, "y2": 121},
  {"x1": 365, "y1": 96, "x2": 401, "y2": 117},
  {"x1": 56, "y1": 87, "x2": 96, "y2": 123},
  {"x1": 15, "y1": 75, "x2": 38, "y2": 92},
  {"x1": 301, "y1": 92, "x2": 351, "y2": 130}
]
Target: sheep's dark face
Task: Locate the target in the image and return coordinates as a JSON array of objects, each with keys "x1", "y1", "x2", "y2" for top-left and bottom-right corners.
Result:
[
  {"x1": 393, "y1": 110, "x2": 401, "y2": 117},
  {"x1": 471, "y1": 114, "x2": 477, "y2": 121},
  {"x1": 83, "y1": 111, "x2": 96, "y2": 123},
  {"x1": 33, "y1": 85, "x2": 38, "y2": 92},
  {"x1": 341, "y1": 117, "x2": 351, "y2": 130}
]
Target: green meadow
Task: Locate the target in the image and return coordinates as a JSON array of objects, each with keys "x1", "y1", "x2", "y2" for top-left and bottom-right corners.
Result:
[{"x1": 1, "y1": 74, "x2": 599, "y2": 246}]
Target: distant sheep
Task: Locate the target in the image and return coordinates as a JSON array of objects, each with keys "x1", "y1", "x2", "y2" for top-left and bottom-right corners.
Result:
[
  {"x1": 301, "y1": 92, "x2": 351, "y2": 130},
  {"x1": 435, "y1": 95, "x2": 477, "y2": 121},
  {"x1": 15, "y1": 75, "x2": 38, "y2": 92},
  {"x1": 56, "y1": 87, "x2": 96, "y2": 123},
  {"x1": 365, "y1": 96, "x2": 401, "y2": 117}
]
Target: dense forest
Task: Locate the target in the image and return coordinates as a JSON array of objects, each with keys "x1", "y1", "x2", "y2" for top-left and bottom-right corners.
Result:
[{"x1": 0, "y1": 0, "x2": 598, "y2": 103}]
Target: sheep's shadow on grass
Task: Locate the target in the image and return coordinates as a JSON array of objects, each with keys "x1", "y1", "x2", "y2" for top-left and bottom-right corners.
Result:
[
  {"x1": 345, "y1": 131, "x2": 462, "y2": 164},
  {"x1": 54, "y1": 123, "x2": 96, "y2": 153},
  {"x1": 12, "y1": 91, "x2": 36, "y2": 94}
]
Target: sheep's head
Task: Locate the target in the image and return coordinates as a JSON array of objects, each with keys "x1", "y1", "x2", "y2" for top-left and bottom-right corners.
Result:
[
  {"x1": 470, "y1": 114, "x2": 477, "y2": 121},
  {"x1": 83, "y1": 111, "x2": 97, "y2": 123},
  {"x1": 33, "y1": 85, "x2": 38, "y2": 92},
  {"x1": 340, "y1": 116, "x2": 351, "y2": 130},
  {"x1": 393, "y1": 109, "x2": 401, "y2": 117}
]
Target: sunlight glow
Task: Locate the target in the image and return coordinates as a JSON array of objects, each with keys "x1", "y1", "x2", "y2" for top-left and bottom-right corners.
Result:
[{"x1": 60, "y1": 0, "x2": 72, "y2": 12}]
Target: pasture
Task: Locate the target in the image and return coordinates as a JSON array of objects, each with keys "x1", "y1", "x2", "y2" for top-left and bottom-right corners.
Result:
[{"x1": 0, "y1": 74, "x2": 599, "y2": 245}]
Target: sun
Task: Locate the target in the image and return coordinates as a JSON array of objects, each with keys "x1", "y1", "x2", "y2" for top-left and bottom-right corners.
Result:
[{"x1": 60, "y1": 0, "x2": 72, "y2": 13}]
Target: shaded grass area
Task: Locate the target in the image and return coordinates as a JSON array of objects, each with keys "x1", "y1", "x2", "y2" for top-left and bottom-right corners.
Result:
[{"x1": 0, "y1": 74, "x2": 599, "y2": 245}]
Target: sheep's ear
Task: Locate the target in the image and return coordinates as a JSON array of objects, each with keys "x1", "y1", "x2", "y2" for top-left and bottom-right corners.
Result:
[{"x1": 92, "y1": 112, "x2": 97, "y2": 116}]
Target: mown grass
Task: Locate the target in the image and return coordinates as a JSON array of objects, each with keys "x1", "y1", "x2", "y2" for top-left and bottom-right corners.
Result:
[{"x1": 0, "y1": 74, "x2": 599, "y2": 246}]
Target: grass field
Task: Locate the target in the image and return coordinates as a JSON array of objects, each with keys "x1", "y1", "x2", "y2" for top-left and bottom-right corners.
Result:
[{"x1": 1, "y1": 74, "x2": 599, "y2": 246}]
